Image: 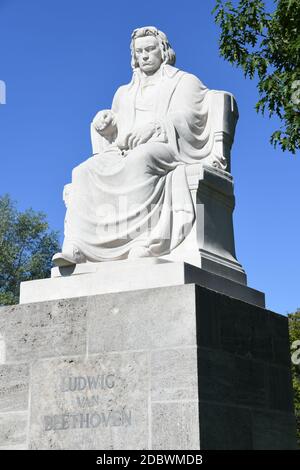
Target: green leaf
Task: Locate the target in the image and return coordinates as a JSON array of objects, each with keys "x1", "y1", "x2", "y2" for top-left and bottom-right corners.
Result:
[
  {"x1": 0, "y1": 195, "x2": 60, "y2": 305},
  {"x1": 212, "y1": 0, "x2": 300, "y2": 153}
]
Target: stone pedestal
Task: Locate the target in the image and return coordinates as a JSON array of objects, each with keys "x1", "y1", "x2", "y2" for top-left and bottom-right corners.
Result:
[
  {"x1": 20, "y1": 259, "x2": 264, "y2": 307},
  {"x1": 0, "y1": 282, "x2": 297, "y2": 449},
  {"x1": 163, "y1": 164, "x2": 247, "y2": 285}
]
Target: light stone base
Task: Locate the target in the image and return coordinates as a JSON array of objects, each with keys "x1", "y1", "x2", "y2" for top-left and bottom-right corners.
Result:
[
  {"x1": 0, "y1": 284, "x2": 296, "y2": 449},
  {"x1": 20, "y1": 259, "x2": 264, "y2": 307},
  {"x1": 166, "y1": 164, "x2": 248, "y2": 286}
]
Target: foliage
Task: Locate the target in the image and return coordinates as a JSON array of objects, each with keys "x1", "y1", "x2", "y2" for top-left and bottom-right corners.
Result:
[
  {"x1": 213, "y1": 0, "x2": 300, "y2": 153},
  {"x1": 288, "y1": 309, "x2": 300, "y2": 447},
  {"x1": 0, "y1": 194, "x2": 60, "y2": 305}
]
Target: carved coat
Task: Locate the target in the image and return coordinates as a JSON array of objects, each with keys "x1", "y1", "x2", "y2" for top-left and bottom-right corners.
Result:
[{"x1": 63, "y1": 65, "x2": 216, "y2": 260}]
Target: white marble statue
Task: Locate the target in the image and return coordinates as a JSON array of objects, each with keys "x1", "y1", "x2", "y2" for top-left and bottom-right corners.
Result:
[{"x1": 53, "y1": 27, "x2": 238, "y2": 266}]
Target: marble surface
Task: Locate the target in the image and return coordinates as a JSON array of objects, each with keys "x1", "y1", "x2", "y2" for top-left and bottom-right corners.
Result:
[
  {"x1": 20, "y1": 258, "x2": 264, "y2": 307},
  {"x1": 53, "y1": 26, "x2": 240, "y2": 267}
]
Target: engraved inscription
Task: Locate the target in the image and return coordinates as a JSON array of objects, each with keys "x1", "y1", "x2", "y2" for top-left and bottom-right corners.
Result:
[
  {"x1": 44, "y1": 408, "x2": 132, "y2": 431},
  {"x1": 61, "y1": 374, "x2": 115, "y2": 392},
  {"x1": 43, "y1": 373, "x2": 133, "y2": 431}
]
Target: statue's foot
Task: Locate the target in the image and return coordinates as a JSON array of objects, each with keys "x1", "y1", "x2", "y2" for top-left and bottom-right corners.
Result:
[
  {"x1": 128, "y1": 246, "x2": 151, "y2": 259},
  {"x1": 52, "y1": 246, "x2": 86, "y2": 267}
]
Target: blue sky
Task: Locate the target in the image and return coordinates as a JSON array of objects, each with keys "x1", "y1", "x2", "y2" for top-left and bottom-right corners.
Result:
[{"x1": 0, "y1": 0, "x2": 299, "y2": 314}]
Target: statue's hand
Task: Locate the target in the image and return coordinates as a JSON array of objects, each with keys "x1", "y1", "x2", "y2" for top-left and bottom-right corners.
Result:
[
  {"x1": 127, "y1": 122, "x2": 157, "y2": 149},
  {"x1": 93, "y1": 110, "x2": 117, "y2": 139}
]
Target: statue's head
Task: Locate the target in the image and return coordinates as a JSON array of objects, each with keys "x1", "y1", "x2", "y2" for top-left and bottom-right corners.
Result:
[{"x1": 130, "y1": 26, "x2": 176, "y2": 75}]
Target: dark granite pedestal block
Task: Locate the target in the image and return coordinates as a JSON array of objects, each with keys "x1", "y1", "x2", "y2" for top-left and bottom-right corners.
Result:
[
  {"x1": 0, "y1": 284, "x2": 297, "y2": 449},
  {"x1": 195, "y1": 287, "x2": 297, "y2": 449}
]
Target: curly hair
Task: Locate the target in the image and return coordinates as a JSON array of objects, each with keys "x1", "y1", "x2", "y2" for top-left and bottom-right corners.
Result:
[{"x1": 130, "y1": 26, "x2": 176, "y2": 70}]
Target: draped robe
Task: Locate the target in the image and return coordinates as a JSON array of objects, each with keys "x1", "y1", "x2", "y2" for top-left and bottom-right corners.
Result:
[{"x1": 63, "y1": 65, "x2": 215, "y2": 261}]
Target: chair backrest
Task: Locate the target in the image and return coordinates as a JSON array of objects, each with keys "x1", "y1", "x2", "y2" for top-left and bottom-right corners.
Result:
[
  {"x1": 185, "y1": 90, "x2": 238, "y2": 190},
  {"x1": 209, "y1": 90, "x2": 239, "y2": 174}
]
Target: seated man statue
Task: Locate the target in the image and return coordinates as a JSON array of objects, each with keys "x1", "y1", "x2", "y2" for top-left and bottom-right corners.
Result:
[{"x1": 53, "y1": 26, "x2": 237, "y2": 266}]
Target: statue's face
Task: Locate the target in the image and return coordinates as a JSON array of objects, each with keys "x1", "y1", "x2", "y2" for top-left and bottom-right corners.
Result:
[{"x1": 134, "y1": 36, "x2": 163, "y2": 75}]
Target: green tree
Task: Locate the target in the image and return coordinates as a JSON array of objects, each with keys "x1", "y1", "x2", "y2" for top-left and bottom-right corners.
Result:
[
  {"x1": 288, "y1": 309, "x2": 300, "y2": 446},
  {"x1": 213, "y1": 0, "x2": 300, "y2": 153},
  {"x1": 0, "y1": 194, "x2": 60, "y2": 305}
]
